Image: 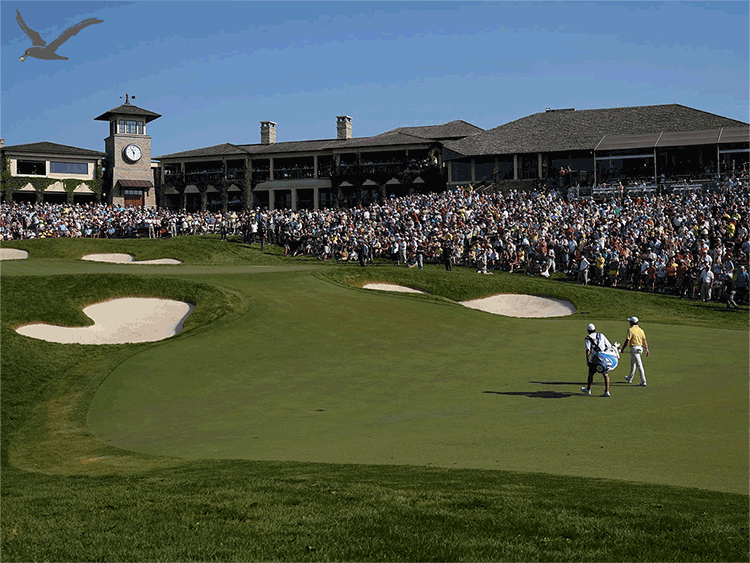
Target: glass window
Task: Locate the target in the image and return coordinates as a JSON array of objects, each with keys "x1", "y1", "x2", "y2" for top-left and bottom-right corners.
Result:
[
  {"x1": 119, "y1": 120, "x2": 125, "y2": 133},
  {"x1": 50, "y1": 162, "x2": 88, "y2": 175},
  {"x1": 474, "y1": 158, "x2": 496, "y2": 181},
  {"x1": 17, "y1": 160, "x2": 46, "y2": 175},
  {"x1": 451, "y1": 160, "x2": 472, "y2": 183},
  {"x1": 138, "y1": 121, "x2": 144, "y2": 134},
  {"x1": 126, "y1": 120, "x2": 137, "y2": 134},
  {"x1": 520, "y1": 155, "x2": 538, "y2": 180}
]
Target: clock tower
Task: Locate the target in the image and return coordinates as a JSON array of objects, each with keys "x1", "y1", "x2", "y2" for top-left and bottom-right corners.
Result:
[{"x1": 95, "y1": 95, "x2": 161, "y2": 208}]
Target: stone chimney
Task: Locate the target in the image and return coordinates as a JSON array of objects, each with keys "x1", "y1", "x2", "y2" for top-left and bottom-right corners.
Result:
[
  {"x1": 336, "y1": 116, "x2": 352, "y2": 140},
  {"x1": 260, "y1": 121, "x2": 277, "y2": 144}
]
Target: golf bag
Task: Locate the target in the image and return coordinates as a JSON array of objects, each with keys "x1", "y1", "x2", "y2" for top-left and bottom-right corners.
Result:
[{"x1": 588, "y1": 333, "x2": 621, "y2": 373}]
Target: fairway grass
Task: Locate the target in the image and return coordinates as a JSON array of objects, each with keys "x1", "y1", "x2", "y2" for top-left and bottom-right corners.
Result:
[{"x1": 2, "y1": 236, "x2": 748, "y2": 561}]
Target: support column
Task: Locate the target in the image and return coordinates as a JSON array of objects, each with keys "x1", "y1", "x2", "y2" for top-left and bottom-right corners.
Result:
[
  {"x1": 471, "y1": 159, "x2": 476, "y2": 183},
  {"x1": 269, "y1": 157, "x2": 275, "y2": 181},
  {"x1": 313, "y1": 186, "x2": 320, "y2": 210},
  {"x1": 513, "y1": 155, "x2": 519, "y2": 180},
  {"x1": 538, "y1": 153, "x2": 543, "y2": 179},
  {"x1": 313, "y1": 155, "x2": 319, "y2": 179},
  {"x1": 268, "y1": 189, "x2": 275, "y2": 211},
  {"x1": 292, "y1": 188, "x2": 298, "y2": 211}
]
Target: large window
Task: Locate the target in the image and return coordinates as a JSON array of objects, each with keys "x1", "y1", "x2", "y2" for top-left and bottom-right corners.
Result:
[
  {"x1": 51, "y1": 162, "x2": 88, "y2": 175},
  {"x1": 520, "y1": 154, "x2": 538, "y2": 180},
  {"x1": 119, "y1": 120, "x2": 125, "y2": 133},
  {"x1": 16, "y1": 160, "x2": 46, "y2": 175},
  {"x1": 474, "y1": 157, "x2": 496, "y2": 181},
  {"x1": 126, "y1": 120, "x2": 137, "y2": 134},
  {"x1": 451, "y1": 159, "x2": 472, "y2": 183}
]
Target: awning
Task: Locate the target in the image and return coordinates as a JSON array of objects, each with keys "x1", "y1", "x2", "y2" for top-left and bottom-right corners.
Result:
[
  {"x1": 116, "y1": 179, "x2": 153, "y2": 189},
  {"x1": 718, "y1": 126, "x2": 750, "y2": 145},
  {"x1": 595, "y1": 132, "x2": 661, "y2": 151},
  {"x1": 656, "y1": 129, "x2": 721, "y2": 148},
  {"x1": 44, "y1": 181, "x2": 66, "y2": 192}
]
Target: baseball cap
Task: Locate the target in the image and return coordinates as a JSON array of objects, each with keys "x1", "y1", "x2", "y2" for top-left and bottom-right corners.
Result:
[{"x1": 628, "y1": 316, "x2": 639, "y2": 324}]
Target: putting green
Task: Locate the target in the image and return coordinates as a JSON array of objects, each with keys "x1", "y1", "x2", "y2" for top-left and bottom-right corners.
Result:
[{"x1": 88, "y1": 270, "x2": 748, "y2": 494}]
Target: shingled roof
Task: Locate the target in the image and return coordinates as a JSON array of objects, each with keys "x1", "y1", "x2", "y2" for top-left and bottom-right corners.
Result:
[
  {"x1": 444, "y1": 104, "x2": 749, "y2": 158},
  {"x1": 94, "y1": 102, "x2": 162, "y2": 123},
  {"x1": 377, "y1": 120, "x2": 484, "y2": 140},
  {"x1": 0, "y1": 141, "x2": 105, "y2": 158},
  {"x1": 155, "y1": 132, "x2": 437, "y2": 160}
]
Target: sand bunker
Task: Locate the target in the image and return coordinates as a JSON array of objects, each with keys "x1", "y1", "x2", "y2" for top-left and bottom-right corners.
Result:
[
  {"x1": 82, "y1": 253, "x2": 182, "y2": 265},
  {"x1": 15, "y1": 297, "x2": 194, "y2": 344},
  {"x1": 363, "y1": 283, "x2": 427, "y2": 294},
  {"x1": 363, "y1": 284, "x2": 574, "y2": 318},
  {"x1": 0, "y1": 248, "x2": 29, "y2": 260},
  {"x1": 460, "y1": 294, "x2": 576, "y2": 318}
]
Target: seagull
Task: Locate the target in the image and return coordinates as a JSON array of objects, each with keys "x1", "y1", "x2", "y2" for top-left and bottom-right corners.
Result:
[{"x1": 17, "y1": 9, "x2": 103, "y2": 62}]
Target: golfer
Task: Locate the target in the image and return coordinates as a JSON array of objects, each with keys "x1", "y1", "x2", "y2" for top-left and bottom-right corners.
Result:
[
  {"x1": 620, "y1": 316, "x2": 650, "y2": 386},
  {"x1": 582, "y1": 323, "x2": 612, "y2": 397}
]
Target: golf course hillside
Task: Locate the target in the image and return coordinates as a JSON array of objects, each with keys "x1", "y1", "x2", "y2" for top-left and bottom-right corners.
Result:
[{"x1": 2, "y1": 235, "x2": 748, "y2": 562}]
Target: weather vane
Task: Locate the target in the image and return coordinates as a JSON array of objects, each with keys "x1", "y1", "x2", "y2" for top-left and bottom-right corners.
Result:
[
  {"x1": 120, "y1": 94, "x2": 135, "y2": 104},
  {"x1": 16, "y1": 9, "x2": 103, "y2": 62}
]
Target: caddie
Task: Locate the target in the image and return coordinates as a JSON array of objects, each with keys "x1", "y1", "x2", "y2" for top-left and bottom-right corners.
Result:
[{"x1": 582, "y1": 323, "x2": 613, "y2": 397}]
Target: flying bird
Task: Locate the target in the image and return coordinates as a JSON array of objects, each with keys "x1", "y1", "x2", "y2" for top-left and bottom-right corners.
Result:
[{"x1": 17, "y1": 9, "x2": 103, "y2": 62}]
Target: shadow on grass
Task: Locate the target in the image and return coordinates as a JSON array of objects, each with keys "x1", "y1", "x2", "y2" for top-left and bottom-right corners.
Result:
[{"x1": 483, "y1": 390, "x2": 576, "y2": 399}]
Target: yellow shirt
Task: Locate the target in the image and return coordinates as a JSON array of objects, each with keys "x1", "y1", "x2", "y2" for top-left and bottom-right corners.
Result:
[{"x1": 627, "y1": 325, "x2": 646, "y2": 347}]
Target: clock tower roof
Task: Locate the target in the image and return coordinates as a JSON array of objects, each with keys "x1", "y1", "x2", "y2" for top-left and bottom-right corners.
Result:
[{"x1": 95, "y1": 102, "x2": 161, "y2": 123}]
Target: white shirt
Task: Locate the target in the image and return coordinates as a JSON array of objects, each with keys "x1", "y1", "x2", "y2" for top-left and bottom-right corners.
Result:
[{"x1": 585, "y1": 332, "x2": 613, "y2": 354}]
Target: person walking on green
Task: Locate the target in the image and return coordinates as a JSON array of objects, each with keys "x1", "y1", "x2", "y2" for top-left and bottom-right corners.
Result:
[{"x1": 620, "y1": 316, "x2": 650, "y2": 386}]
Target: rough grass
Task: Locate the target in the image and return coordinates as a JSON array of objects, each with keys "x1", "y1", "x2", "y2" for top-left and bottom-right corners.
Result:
[
  {"x1": 2, "y1": 460, "x2": 747, "y2": 562},
  {"x1": 319, "y1": 264, "x2": 750, "y2": 330},
  {"x1": 0, "y1": 234, "x2": 290, "y2": 265}
]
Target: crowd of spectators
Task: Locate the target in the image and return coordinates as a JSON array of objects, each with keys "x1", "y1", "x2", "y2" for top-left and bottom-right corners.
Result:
[{"x1": 2, "y1": 177, "x2": 748, "y2": 306}]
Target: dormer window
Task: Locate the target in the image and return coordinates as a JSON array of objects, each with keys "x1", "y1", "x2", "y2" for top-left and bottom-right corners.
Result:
[{"x1": 113, "y1": 119, "x2": 144, "y2": 135}]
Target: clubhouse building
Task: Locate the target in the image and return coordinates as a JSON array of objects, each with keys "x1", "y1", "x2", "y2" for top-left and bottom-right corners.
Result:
[{"x1": 1, "y1": 102, "x2": 747, "y2": 210}]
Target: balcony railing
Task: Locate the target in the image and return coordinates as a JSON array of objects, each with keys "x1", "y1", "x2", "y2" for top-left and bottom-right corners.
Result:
[
  {"x1": 227, "y1": 169, "x2": 246, "y2": 180},
  {"x1": 274, "y1": 167, "x2": 315, "y2": 180},
  {"x1": 185, "y1": 171, "x2": 224, "y2": 185}
]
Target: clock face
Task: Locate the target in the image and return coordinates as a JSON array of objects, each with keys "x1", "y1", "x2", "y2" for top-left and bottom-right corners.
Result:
[{"x1": 123, "y1": 144, "x2": 143, "y2": 163}]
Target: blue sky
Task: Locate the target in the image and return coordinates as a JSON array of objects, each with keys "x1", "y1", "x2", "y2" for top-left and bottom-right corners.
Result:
[{"x1": 2, "y1": 1, "x2": 748, "y2": 157}]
